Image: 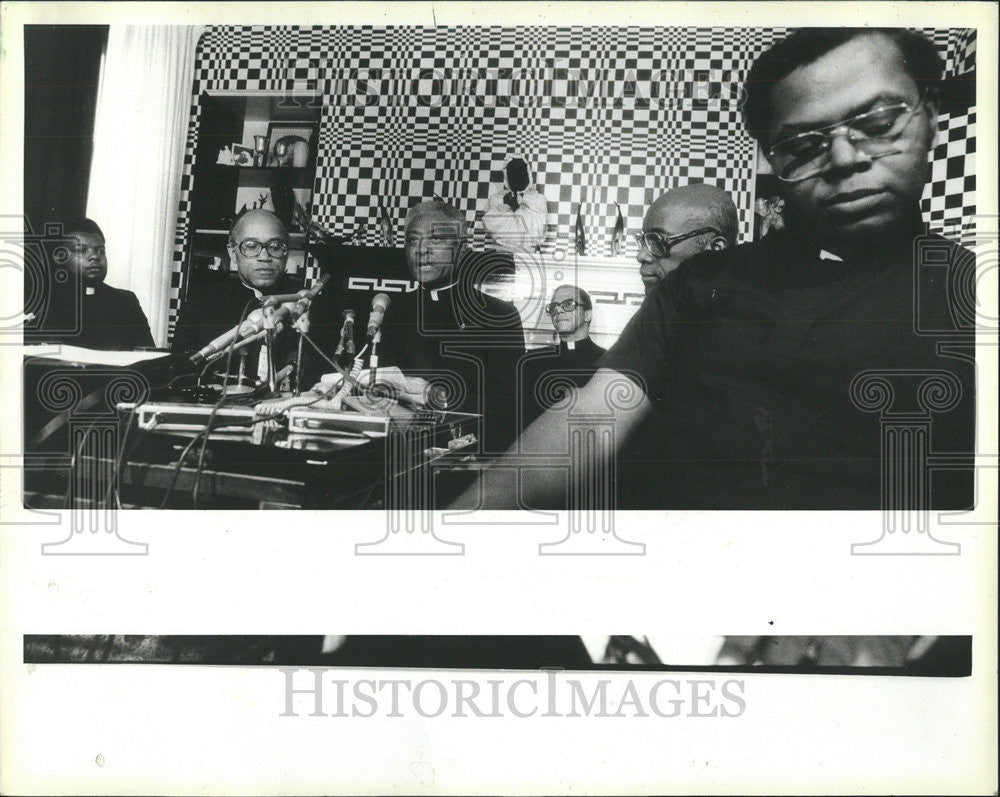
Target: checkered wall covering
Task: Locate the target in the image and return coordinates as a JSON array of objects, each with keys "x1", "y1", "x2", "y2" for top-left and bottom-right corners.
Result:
[{"x1": 170, "y1": 26, "x2": 977, "y2": 338}]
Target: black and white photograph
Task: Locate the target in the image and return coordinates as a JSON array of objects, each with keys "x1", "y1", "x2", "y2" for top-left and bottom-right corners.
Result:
[
  {"x1": 13, "y1": 15, "x2": 984, "y2": 513},
  {"x1": 0, "y1": 2, "x2": 996, "y2": 795}
]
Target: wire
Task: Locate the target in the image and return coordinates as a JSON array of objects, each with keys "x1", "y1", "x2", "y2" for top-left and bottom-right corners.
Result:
[
  {"x1": 190, "y1": 297, "x2": 257, "y2": 509},
  {"x1": 104, "y1": 404, "x2": 139, "y2": 509},
  {"x1": 157, "y1": 429, "x2": 213, "y2": 509},
  {"x1": 300, "y1": 329, "x2": 347, "y2": 375},
  {"x1": 156, "y1": 297, "x2": 254, "y2": 508},
  {"x1": 156, "y1": 323, "x2": 375, "y2": 508},
  {"x1": 61, "y1": 415, "x2": 103, "y2": 510}
]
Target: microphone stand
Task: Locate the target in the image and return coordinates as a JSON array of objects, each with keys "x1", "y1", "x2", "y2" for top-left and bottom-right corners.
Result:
[
  {"x1": 237, "y1": 350, "x2": 247, "y2": 391},
  {"x1": 295, "y1": 334, "x2": 305, "y2": 396},
  {"x1": 335, "y1": 316, "x2": 356, "y2": 358},
  {"x1": 368, "y1": 328, "x2": 381, "y2": 388},
  {"x1": 292, "y1": 309, "x2": 310, "y2": 396},
  {"x1": 266, "y1": 326, "x2": 278, "y2": 395}
]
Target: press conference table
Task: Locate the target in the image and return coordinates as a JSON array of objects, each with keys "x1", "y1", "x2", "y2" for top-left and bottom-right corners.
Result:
[
  {"x1": 25, "y1": 412, "x2": 481, "y2": 510},
  {"x1": 21, "y1": 348, "x2": 481, "y2": 510}
]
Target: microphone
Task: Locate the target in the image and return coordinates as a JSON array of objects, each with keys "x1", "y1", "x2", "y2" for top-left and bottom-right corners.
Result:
[
  {"x1": 300, "y1": 272, "x2": 334, "y2": 305},
  {"x1": 366, "y1": 293, "x2": 390, "y2": 338},
  {"x1": 244, "y1": 273, "x2": 333, "y2": 338},
  {"x1": 260, "y1": 292, "x2": 304, "y2": 308},
  {"x1": 260, "y1": 272, "x2": 334, "y2": 310},
  {"x1": 336, "y1": 309, "x2": 356, "y2": 355},
  {"x1": 189, "y1": 306, "x2": 268, "y2": 364},
  {"x1": 189, "y1": 275, "x2": 334, "y2": 365}
]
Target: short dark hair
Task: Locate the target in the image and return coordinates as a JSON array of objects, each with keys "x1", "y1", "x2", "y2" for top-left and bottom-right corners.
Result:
[
  {"x1": 61, "y1": 216, "x2": 105, "y2": 241},
  {"x1": 741, "y1": 27, "x2": 944, "y2": 144}
]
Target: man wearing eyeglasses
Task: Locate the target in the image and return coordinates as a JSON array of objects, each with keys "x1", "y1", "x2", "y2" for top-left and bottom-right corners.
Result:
[
  {"x1": 635, "y1": 184, "x2": 738, "y2": 295},
  {"x1": 519, "y1": 285, "x2": 606, "y2": 430},
  {"x1": 454, "y1": 27, "x2": 973, "y2": 511},
  {"x1": 31, "y1": 217, "x2": 155, "y2": 350},
  {"x1": 172, "y1": 209, "x2": 303, "y2": 385}
]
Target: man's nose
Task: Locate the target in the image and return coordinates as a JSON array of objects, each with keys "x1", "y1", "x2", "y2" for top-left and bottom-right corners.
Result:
[
  {"x1": 827, "y1": 132, "x2": 868, "y2": 171},
  {"x1": 636, "y1": 245, "x2": 652, "y2": 264}
]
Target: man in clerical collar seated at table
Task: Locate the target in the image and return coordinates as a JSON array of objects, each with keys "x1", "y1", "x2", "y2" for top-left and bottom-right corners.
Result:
[
  {"x1": 32, "y1": 216, "x2": 154, "y2": 351},
  {"x1": 171, "y1": 209, "x2": 303, "y2": 389},
  {"x1": 382, "y1": 199, "x2": 525, "y2": 453},
  {"x1": 519, "y1": 284, "x2": 606, "y2": 431},
  {"x1": 314, "y1": 199, "x2": 526, "y2": 455}
]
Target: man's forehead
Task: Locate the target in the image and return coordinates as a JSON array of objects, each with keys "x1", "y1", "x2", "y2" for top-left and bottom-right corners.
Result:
[
  {"x1": 69, "y1": 232, "x2": 103, "y2": 244},
  {"x1": 552, "y1": 286, "x2": 578, "y2": 301},
  {"x1": 235, "y1": 218, "x2": 286, "y2": 240},
  {"x1": 768, "y1": 34, "x2": 916, "y2": 130},
  {"x1": 644, "y1": 201, "x2": 705, "y2": 233},
  {"x1": 406, "y1": 212, "x2": 464, "y2": 234}
]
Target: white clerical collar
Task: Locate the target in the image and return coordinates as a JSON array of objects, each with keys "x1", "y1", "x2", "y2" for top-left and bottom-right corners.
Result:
[
  {"x1": 565, "y1": 339, "x2": 576, "y2": 350},
  {"x1": 240, "y1": 279, "x2": 264, "y2": 299},
  {"x1": 84, "y1": 286, "x2": 96, "y2": 296},
  {"x1": 819, "y1": 249, "x2": 844, "y2": 262},
  {"x1": 427, "y1": 282, "x2": 457, "y2": 301}
]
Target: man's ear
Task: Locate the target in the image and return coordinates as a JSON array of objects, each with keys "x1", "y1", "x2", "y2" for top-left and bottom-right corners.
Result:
[
  {"x1": 921, "y1": 86, "x2": 942, "y2": 150},
  {"x1": 584, "y1": 309, "x2": 593, "y2": 324},
  {"x1": 923, "y1": 86, "x2": 941, "y2": 118}
]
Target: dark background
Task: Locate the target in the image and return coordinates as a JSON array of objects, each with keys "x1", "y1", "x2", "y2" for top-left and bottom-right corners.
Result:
[{"x1": 23, "y1": 25, "x2": 108, "y2": 232}]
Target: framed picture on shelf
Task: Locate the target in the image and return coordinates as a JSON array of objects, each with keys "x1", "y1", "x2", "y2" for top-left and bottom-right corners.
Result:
[
  {"x1": 231, "y1": 143, "x2": 255, "y2": 167},
  {"x1": 266, "y1": 121, "x2": 318, "y2": 167}
]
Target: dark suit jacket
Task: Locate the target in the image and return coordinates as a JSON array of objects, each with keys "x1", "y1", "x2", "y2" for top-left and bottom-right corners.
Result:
[
  {"x1": 171, "y1": 272, "x2": 303, "y2": 379},
  {"x1": 32, "y1": 281, "x2": 154, "y2": 351},
  {"x1": 519, "y1": 337, "x2": 607, "y2": 430}
]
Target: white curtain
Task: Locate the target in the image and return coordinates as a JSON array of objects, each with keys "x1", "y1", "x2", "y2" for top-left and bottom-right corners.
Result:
[{"x1": 88, "y1": 26, "x2": 204, "y2": 347}]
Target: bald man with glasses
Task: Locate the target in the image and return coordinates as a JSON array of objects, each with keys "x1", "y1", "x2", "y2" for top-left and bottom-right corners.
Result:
[
  {"x1": 635, "y1": 184, "x2": 738, "y2": 295},
  {"x1": 454, "y1": 27, "x2": 975, "y2": 511},
  {"x1": 171, "y1": 209, "x2": 305, "y2": 387}
]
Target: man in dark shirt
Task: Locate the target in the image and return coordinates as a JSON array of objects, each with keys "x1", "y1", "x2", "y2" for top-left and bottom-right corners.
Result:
[
  {"x1": 171, "y1": 209, "x2": 303, "y2": 387},
  {"x1": 32, "y1": 217, "x2": 154, "y2": 350},
  {"x1": 456, "y1": 27, "x2": 974, "y2": 510},
  {"x1": 636, "y1": 183, "x2": 738, "y2": 295},
  {"x1": 519, "y1": 284, "x2": 606, "y2": 430}
]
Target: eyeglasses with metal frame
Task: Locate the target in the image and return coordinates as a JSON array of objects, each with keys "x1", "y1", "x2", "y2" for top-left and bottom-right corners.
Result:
[{"x1": 767, "y1": 98, "x2": 927, "y2": 183}]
